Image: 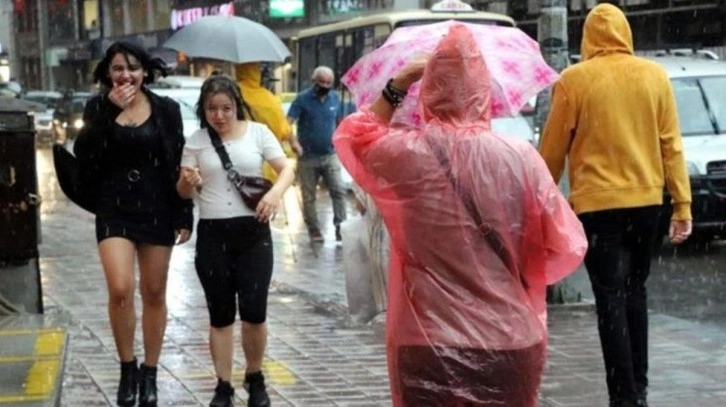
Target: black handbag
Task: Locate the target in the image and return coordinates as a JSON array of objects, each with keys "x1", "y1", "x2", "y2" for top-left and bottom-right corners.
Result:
[
  {"x1": 52, "y1": 144, "x2": 97, "y2": 214},
  {"x1": 207, "y1": 127, "x2": 273, "y2": 211}
]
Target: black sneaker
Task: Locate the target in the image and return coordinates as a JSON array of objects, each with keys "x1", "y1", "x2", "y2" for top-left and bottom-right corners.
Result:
[
  {"x1": 244, "y1": 371, "x2": 270, "y2": 407},
  {"x1": 209, "y1": 378, "x2": 234, "y2": 407},
  {"x1": 335, "y1": 226, "x2": 342, "y2": 241}
]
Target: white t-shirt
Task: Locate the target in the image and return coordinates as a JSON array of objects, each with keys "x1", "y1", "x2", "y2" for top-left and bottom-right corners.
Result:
[{"x1": 182, "y1": 122, "x2": 285, "y2": 219}]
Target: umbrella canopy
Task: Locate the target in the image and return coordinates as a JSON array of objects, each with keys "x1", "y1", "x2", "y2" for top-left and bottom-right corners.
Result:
[
  {"x1": 342, "y1": 21, "x2": 559, "y2": 128},
  {"x1": 163, "y1": 15, "x2": 291, "y2": 64}
]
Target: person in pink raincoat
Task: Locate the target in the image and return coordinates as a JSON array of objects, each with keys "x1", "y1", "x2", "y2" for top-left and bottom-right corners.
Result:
[{"x1": 333, "y1": 24, "x2": 588, "y2": 406}]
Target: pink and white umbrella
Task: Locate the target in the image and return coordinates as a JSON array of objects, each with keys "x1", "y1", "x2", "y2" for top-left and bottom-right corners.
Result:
[{"x1": 342, "y1": 21, "x2": 559, "y2": 127}]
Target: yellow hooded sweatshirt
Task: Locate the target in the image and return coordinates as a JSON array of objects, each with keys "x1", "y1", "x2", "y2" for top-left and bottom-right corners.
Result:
[
  {"x1": 539, "y1": 4, "x2": 692, "y2": 220},
  {"x1": 235, "y1": 63, "x2": 293, "y2": 181}
]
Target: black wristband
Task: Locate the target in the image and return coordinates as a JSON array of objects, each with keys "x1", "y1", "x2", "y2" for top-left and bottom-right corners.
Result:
[{"x1": 382, "y1": 78, "x2": 406, "y2": 108}]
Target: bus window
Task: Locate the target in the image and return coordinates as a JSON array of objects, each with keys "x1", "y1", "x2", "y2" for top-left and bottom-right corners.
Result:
[
  {"x1": 298, "y1": 37, "x2": 316, "y2": 91},
  {"x1": 293, "y1": 7, "x2": 514, "y2": 93},
  {"x1": 373, "y1": 24, "x2": 392, "y2": 48},
  {"x1": 317, "y1": 34, "x2": 337, "y2": 76}
]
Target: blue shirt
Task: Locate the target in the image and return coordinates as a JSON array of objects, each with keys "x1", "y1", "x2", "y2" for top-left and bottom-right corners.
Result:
[{"x1": 287, "y1": 88, "x2": 342, "y2": 157}]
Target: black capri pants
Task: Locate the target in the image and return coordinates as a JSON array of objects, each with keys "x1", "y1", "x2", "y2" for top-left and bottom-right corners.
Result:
[{"x1": 195, "y1": 216, "x2": 273, "y2": 327}]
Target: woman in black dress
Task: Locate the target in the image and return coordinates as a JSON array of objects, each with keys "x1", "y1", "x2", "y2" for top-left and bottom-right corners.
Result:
[{"x1": 73, "y1": 41, "x2": 193, "y2": 407}]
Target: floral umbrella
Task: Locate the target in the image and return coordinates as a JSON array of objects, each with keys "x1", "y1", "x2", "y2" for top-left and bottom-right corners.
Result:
[{"x1": 342, "y1": 21, "x2": 559, "y2": 128}]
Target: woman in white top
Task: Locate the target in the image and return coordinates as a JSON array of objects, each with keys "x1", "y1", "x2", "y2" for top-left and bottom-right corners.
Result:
[{"x1": 177, "y1": 74, "x2": 294, "y2": 407}]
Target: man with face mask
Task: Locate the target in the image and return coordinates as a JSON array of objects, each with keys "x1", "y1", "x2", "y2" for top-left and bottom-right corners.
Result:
[{"x1": 287, "y1": 66, "x2": 347, "y2": 242}]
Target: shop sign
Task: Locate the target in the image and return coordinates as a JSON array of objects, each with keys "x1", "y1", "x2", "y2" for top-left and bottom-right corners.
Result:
[
  {"x1": 170, "y1": 1, "x2": 235, "y2": 30},
  {"x1": 270, "y1": 0, "x2": 304, "y2": 18},
  {"x1": 322, "y1": 0, "x2": 394, "y2": 15}
]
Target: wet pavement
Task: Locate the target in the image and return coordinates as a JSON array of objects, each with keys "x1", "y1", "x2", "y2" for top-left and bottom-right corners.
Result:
[{"x1": 3, "y1": 148, "x2": 726, "y2": 406}]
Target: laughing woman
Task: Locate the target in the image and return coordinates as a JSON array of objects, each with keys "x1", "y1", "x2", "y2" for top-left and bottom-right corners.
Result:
[
  {"x1": 176, "y1": 74, "x2": 294, "y2": 407},
  {"x1": 73, "y1": 41, "x2": 193, "y2": 406}
]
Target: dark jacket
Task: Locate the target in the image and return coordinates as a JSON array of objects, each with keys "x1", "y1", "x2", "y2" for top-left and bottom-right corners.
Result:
[{"x1": 73, "y1": 87, "x2": 194, "y2": 231}]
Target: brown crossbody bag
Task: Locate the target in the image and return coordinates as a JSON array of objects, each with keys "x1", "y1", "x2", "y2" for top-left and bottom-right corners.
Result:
[{"x1": 207, "y1": 126, "x2": 273, "y2": 211}]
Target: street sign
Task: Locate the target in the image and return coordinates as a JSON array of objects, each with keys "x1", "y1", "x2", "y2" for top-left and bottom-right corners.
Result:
[
  {"x1": 431, "y1": 0, "x2": 474, "y2": 12},
  {"x1": 270, "y1": 0, "x2": 305, "y2": 18}
]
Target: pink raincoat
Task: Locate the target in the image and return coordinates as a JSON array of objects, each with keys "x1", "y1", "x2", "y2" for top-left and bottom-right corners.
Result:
[{"x1": 334, "y1": 25, "x2": 587, "y2": 406}]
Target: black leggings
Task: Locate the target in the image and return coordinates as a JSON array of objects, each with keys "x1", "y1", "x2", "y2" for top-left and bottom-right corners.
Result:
[{"x1": 195, "y1": 217, "x2": 273, "y2": 327}]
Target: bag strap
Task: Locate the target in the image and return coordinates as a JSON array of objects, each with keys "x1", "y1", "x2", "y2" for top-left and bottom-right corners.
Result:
[
  {"x1": 206, "y1": 127, "x2": 236, "y2": 173},
  {"x1": 425, "y1": 136, "x2": 517, "y2": 276}
]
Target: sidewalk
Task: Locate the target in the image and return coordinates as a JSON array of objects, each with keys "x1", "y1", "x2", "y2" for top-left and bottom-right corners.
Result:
[{"x1": 6, "y1": 150, "x2": 726, "y2": 406}]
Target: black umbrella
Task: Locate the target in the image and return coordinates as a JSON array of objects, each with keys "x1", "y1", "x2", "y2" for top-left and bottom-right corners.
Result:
[{"x1": 52, "y1": 144, "x2": 96, "y2": 214}]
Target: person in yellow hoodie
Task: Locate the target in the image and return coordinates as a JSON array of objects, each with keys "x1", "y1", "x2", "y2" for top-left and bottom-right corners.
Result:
[
  {"x1": 235, "y1": 62, "x2": 293, "y2": 182},
  {"x1": 539, "y1": 4, "x2": 692, "y2": 407}
]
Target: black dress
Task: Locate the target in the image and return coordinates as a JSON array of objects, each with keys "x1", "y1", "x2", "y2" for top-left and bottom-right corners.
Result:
[
  {"x1": 95, "y1": 114, "x2": 175, "y2": 246},
  {"x1": 73, "y1": 90, "x2": 194, "y2": 239}
]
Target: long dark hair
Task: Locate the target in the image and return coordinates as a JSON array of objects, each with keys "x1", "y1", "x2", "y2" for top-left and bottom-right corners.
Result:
[
  {"x1": 92, "y1": 41, "x2": 168, "y2": 89},
  {"x1": 196, "y1": 72, "x2": 255, "y2": 130}
]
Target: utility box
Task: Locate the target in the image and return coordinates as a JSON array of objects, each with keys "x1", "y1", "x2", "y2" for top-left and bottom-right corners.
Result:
[{"x1": 0, "y1": 97, "x2": 43, "y2": 314}]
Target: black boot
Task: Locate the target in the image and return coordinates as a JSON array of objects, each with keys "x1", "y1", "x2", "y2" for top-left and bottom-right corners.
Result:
[
  {"x1": 210, "y1": 378, "x2": 235, "y2": 407},
  {"x1": 116, "y1": 358, "x2": 138, "y2": 406},
  {"x1": 244, "y1": 371, "x2": 270, "y2": 407},
  {"x1": 138, "y1": 363, "x2": 158, "y2": 406}
]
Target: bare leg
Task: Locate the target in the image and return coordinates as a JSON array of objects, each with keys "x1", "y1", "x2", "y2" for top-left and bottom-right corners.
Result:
[
  {"x1": 242, "y1": 322, "x2": 267, "y2": 373},
  {"x1": 210, "y1": 325, "x2": 235, "y2": 381},
  {"x1": 98, "y1": 238, "x2": 137, "y2": 362},
  {"x1": 137, "y1": 244, "x2": 172, "y2": 366}
]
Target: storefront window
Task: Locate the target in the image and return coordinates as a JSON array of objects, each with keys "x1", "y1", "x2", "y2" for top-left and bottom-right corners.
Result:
[
  {"x1": 48, "y1": 2, "x2": 75, "y2": 43},
  {"x1": 154, "y1": 0, "x2": 172, "y2": 31},
  {"x1": 129, "y1": 0, "x2": 151, "y2": 33},
  {"x1": 109, "y1": 0, "x2": 127, "y2": 37}
]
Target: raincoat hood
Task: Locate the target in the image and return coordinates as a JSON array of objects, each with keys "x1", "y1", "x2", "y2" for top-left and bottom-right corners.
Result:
[
  {"x1": 581, "y1": 3, "x2": 633, "y2": 61},
  {"x1": 420, "y1": 24, "x2": 491, "y2": 126},
  {"x1": 233, "y1": 62, "x2": 292, "y2": 182},
  {"x1": 235, "y1": 62, "x2": 263, "y2": 89}
]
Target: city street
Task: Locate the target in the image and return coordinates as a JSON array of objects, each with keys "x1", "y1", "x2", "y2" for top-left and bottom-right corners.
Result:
[{"x1": 28, "y1": 147, "x2": 726, "y2": 406}]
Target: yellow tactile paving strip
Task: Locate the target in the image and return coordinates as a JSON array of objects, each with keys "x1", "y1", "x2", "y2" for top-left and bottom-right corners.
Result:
[{"x1": 0, "y1": 328, "x2": 66, "y2": 404}]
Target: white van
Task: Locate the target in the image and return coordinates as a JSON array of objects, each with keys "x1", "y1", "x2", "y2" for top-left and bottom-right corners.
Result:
[{"x1": 651, "y1": 56, "x2": 726, "y2": 241}]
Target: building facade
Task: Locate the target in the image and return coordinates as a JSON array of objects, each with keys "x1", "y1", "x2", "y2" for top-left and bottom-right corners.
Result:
[
  {"x1": 12, "y1": 0, "x2": 44, "y2": 90},
  {"x1": 475, "y1": 0, "x2": 726, "y2": 54},
  {"x1": 0, "y1": 1, "x2": 16, "y2": 83},
  {"x1": 11, "y1": 0, "x2": 427, "y2": 90},
  {"x1": 18, "y1": 0, "x2": 724, "y2": 91}
]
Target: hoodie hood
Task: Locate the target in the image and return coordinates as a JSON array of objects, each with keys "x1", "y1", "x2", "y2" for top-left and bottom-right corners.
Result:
[
  {"x1": 419, "y1": 24, "x2": 491, "y2": 127},
  {"x1": 235, "y1": 62, "x2": 263, "y2": 89},
  {"x1": 581, "y1": 4, "x2": 633, "y2": 61}
]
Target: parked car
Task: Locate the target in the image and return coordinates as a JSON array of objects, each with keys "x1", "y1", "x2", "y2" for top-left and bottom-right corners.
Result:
[
  {"x1": 22, "y1": 90, "x2": 63, "y2": 146},
  {"x1": 52, "y1": 91, "x2": 93, "y2": 145},
  {"x1": 0, "y1": 81, "x2": 23, "y2": 98},
  {"x1": 650, "y1": 56, "x2": 726, "y2": 242},
  {"x1": 149, "y1": 85, "x2": 201, "y2": 138},
  {"x1": 152, "y1": 75, "x2": 206, "y2": 89}
]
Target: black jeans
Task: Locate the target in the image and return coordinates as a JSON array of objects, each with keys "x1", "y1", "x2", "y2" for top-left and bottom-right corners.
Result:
[{"x1": 578, "y1": 205, "x2": 661, "y2": 406}]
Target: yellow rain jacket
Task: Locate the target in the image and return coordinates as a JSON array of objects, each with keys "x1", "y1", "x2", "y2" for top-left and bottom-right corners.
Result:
[
  {"x1": 539, "y1": 3, "x2": 692, "y2": 220},
  {"x1": 235, "y1": 63, "x2": 293, "y2": 182}
]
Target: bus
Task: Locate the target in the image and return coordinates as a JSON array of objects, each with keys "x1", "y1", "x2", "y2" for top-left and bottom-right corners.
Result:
[{"x1": 293, "y1": 0, "x2": 515, "y2": 95}]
